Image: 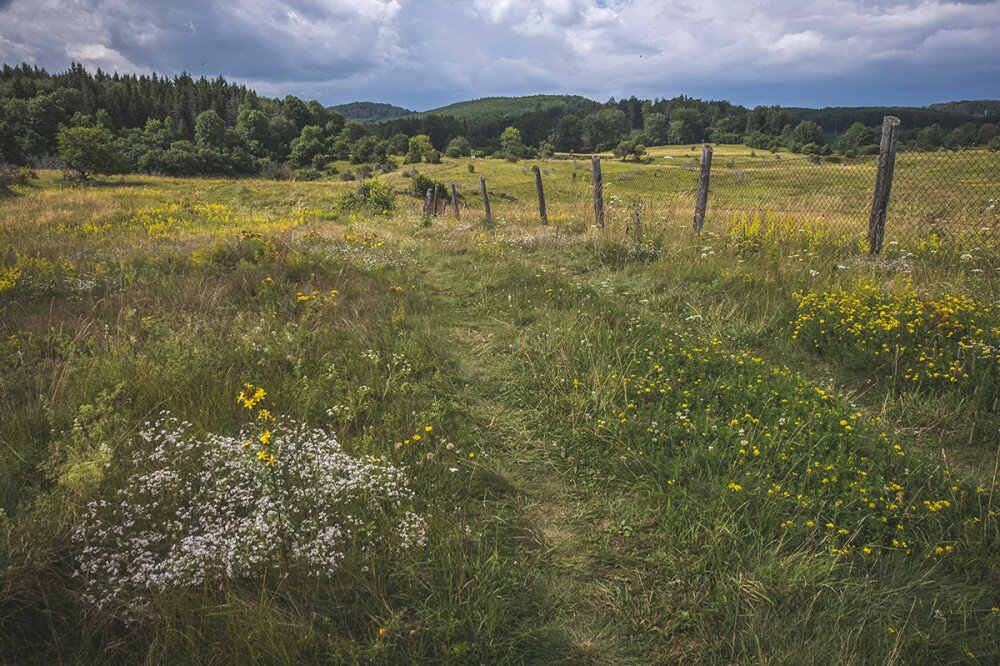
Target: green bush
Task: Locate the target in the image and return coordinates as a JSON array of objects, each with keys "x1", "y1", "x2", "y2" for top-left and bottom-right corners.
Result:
[
  {"x1": 0, "y1": 164, "x2": 36, "y2": 193},
  {"x1": 209, "y1": 231, "x2": 277, "y2": 269},
  {"x1": 259, "y1": 160, "x2": 293, "y2": 180},
  {"x1": 338, "y1": 177, "x2": 396, "y2": 215},
  {"x1": 408, "y1": 173, "x2": 450, "y2": 201},
  {"x1": 57, "y1": 125, "x2": 120, "y2": 180}
]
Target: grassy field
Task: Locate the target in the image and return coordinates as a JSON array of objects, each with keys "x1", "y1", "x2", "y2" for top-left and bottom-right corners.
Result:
[
  {"x1": 389, "y1": 147, "x2": 998, "y2": 252},
  {"x1": 1, "y1": 164, "x2": 999, "y2": 663}
]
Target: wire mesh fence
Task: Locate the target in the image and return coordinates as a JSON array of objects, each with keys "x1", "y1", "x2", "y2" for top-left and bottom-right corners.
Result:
[{"x1": 426, "y1": 125, "x2": 998, "y2": 268}]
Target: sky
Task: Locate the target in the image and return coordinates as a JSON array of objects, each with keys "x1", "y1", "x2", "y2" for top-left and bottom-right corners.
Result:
[{"x1": 1, "y1": 0, "x2": 998, "y2": 110}]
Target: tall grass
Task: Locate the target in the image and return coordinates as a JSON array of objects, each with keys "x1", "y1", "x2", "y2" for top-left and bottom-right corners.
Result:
[{"x1": 1, "y1": 164, "x2": 997, "y2": 662}]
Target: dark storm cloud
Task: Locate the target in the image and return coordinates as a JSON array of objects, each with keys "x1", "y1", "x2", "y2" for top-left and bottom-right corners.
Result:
[{"x1": 0, "y1": 0, "x2": 998, "y2": 108}]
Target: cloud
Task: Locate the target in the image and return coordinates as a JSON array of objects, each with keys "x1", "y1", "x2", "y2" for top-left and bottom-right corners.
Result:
[
  {"x1": 0, "y1": 0, "x2": 997, "y2": 107},
  {"x1": 66, "y1": 43, "x2": 147, "y2": 73},
  {"x1": 0, "y1": 0, "x2": 405, "y2": 81}
]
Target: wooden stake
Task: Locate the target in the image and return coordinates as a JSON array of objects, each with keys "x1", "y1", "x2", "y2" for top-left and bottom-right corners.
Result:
[
  {"x1": 868, "y1": 116, "x2": 901, "y2": 255},
  {"x1": 480, "y1": 176, "x2": 492, "y2": 225},
  {"x1": 693, "y1": 144, "x2": 713, "y2": 233},
  {"x1": 451, "y1": 181, "x2": 460, "y2": 220},
  {"x1": 431, "y1": 184, "x2": 439, "y2": 217},
  {"x1": 424, "y1": 188, "x2": 432, "y2": 214},
  {"x1": 592, "y1": 155, "x2": 604, "y2": 231},
  {"x1": 532, "y1": 165, "x2": 548, "y2": 225}
]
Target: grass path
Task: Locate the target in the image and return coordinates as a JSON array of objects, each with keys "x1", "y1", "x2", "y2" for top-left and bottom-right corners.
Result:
[{"x1": 414, "y1": 244, "x2": 655, "y2": 664}]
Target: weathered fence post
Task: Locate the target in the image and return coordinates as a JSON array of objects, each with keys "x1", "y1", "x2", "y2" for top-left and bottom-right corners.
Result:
[
  {"x1": 532, "y1": 165, "x2": 548, "y2": 225},
  {"x1": 424, "y1": 188, "x2": 432, "y2": 215},
  {"x1": 592, "y1": 155, "x2": 605, "y2": 231},
  {"x1": 868, "y1": 115, "x2": 901, "y2": 256},
  {"x1": 693, "y1": 144, "x2": 713, "y2": 233},
  {"x1": 431, "y1": 184, "x2": 439, "y2": 217},
  {"x1": 450, "y1": 181, "x2": 460, "y2": 220},
  {"x1": 480, "y1": 176, "x2": 492, "y2": 225}
]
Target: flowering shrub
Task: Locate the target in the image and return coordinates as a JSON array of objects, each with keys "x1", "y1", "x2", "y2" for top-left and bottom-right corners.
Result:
[
  {"x1": 792, "y1": 284, "x2": 999, "y2": 395},
  {"x1": 74, "y1": 414, "x2": 427, "y2": 615}
]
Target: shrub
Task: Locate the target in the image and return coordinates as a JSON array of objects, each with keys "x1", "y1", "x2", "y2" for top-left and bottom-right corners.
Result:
[
  {"x1": 260, "y1": 160, "x2": 293, "y2": 181},
  {"x1": 445, "y1": 136, "x2": 471, "y2": 158},
  {"x1": 293, "y1": 167, "x2": 323, "y2": 181},
  {"x1": 57, "y1": 126, "x2": 120, "y2": 180},
  {"x1": 0, "y1": 164, "x2": 36, "y2": 194},
  {"x1": 209, "y1": 230, "x2": 277, "y2": 268},
  {"x1": 338, "y1": 177, "x2": 396, "y2": 215},
  {"x1": 409, "y1": 173, "x2": 450, "y2": 200}
]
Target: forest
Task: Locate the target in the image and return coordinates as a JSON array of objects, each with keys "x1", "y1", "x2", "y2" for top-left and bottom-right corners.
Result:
[{"x1": 2, "y1": 62, "x2": 998, "y2": 180}]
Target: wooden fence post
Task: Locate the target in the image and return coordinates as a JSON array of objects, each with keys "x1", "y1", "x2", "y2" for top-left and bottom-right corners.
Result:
[
  {"x1": 868, "y1": 115, "x2": 901, "y2": 255},
  {"x1": 424, "y1": 188, "x2": 432, "y2": 215},
  {"x1": 431, "y1": 184, "x2": 439, "y2": 217},
  {"x1": 592, "y1": 155, "x2": 605, "y2": 231},
  {"x1": 693, "y1": 144, "x2": 713, "y2": 233},
  {"x1": 480, "y1": 176, "x2": 492, "y2": 225},
  {"x1": 532, "y1": 165, "x2": 548, "y2": 225},
  {"x1": 451, "y1": 181, "x2": 460, "y2": 220}
]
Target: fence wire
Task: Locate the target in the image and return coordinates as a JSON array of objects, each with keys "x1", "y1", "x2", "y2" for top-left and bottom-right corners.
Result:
[
  {"x1": 599, "y1": 147, "x2": 999, "y2": 263},
  {"x1": 442, "y1": 146, "x2": 998, "y2": 267}
]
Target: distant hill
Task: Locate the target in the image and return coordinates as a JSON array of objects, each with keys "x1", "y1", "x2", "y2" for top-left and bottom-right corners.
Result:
[
  {"x1": 329, "y1": 102, "x2": 415, "y2": 124},
  {"x1": 370, "y1": 94, "x2": 605, "y2": 151},
  {"x1": 927, "y1": 100, "x2": 1000, "y2": 117},
  {"x1": 415, "y1": 95, "x2": 602, "y2": 123}
]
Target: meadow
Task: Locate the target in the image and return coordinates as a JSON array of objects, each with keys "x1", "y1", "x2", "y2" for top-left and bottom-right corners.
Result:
[{"x1": 1, "y1": 156, "x2": 998, "y2": 664}]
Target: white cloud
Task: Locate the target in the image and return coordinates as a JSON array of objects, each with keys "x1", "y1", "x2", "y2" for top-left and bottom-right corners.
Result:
[
  {"x1": 0, "y1": 0, "x2": 997, "y2": 106},
  {"x1": 66, "y1": 43, "x2": 146, "y2": 73}
]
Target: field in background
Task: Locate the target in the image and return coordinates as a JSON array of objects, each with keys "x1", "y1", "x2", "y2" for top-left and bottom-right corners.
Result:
[
  {"x1": 389, "y1": 147, "x2": 998, "y2": 253},
  {"x1": 1, "y1": 164, "x2": 999, "y2": 663}
]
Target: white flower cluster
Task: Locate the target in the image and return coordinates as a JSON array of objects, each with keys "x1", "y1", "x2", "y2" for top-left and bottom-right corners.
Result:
[{"x1": 74, "y1": 415, "x2": 427, "y2": 614}]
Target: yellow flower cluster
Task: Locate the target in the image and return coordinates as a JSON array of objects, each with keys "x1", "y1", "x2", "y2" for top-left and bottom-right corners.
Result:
[
  {"x1": 132, "y1": 203, "x2": 309, "y2": 241},
  {"x1": 236, "y1": 384, "x2": 277, "y2": 465},
  {"x1": 590, "y1": 327, "x2": 997, "y2": 561},
  {"x1": 395, "y1": 425, "x2": 434, "y2": 450},
  {"x1": 792, "y1": 284, "x2": 999, "y2": 391},
  {"x1": 296, "y1": 289, "x2": 339, "y2": 305},
  {"x1": 0, "y1": 265, "x2": 21, "y2": 295},
  {"x1": 724, "y1": 211, "x2": 851, "y2": 253},
  {"x1": 237, "y1": 383, "x2": 266, "y2": 411},
  {"x1": 344, "y1": 232, "x2": 384, "y2": 249}
]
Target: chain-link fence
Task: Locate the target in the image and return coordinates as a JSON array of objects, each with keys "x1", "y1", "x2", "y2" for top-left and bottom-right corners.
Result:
[{"x1": 429, "y1": 119, "x2": 999, "y2": 265}]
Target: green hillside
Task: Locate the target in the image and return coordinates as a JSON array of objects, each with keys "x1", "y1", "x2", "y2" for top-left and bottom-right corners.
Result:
[
  {"x1": 329, "y1": 101, "x2": 415, "y2": 124},
  {"x1": 415, "y1": 94, "x2": 601, "y2": 122}
]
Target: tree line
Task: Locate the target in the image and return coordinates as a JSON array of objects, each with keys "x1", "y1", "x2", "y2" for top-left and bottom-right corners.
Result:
[{"x1": 2, "y1": 63, "x2": 997, "y2": 181}]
